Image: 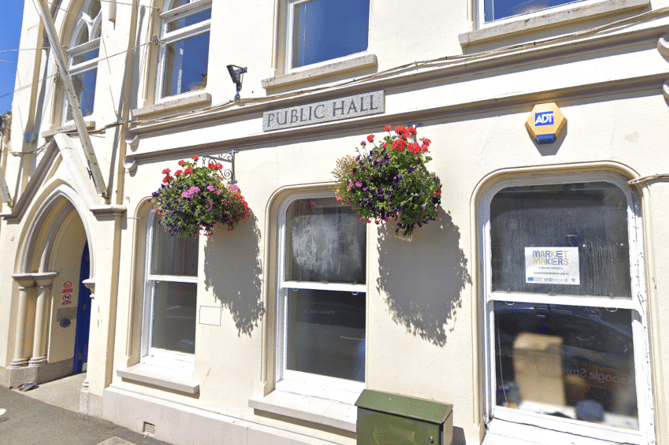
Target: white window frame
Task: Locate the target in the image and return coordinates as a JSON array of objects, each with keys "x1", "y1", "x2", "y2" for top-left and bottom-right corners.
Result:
[
  {"x1": 275, "y1": 191, "x2": 366, "y2": 399},
  {"x1": 155, "y1": 0, "x2": 211, "y2": 102},
  {"x1": 284, "y1": 0, "x2": 371, "y2": 74},
  {"x1": 141, "y1": 212, "x2": 197, "y2": 368},
  {"x1": 63, "y1": 0, "x2": 101, "y2": 124},
  {"x1": 476, "y1": 0, "x2": 610, "y2": 28},
  {"x1": 480, "y1": 172, "x2": 655, "y2": 445}
]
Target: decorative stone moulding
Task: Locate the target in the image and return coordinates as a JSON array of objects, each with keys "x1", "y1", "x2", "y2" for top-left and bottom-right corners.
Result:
[
  {"x1": 658, "y1": 34, "x2": 669, "y2": 101},
  {"x1": 525, "y1": 102, "x2": 567, "y2": 144}
]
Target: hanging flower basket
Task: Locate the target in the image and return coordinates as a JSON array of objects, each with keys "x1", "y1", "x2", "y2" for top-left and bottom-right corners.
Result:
[
  {"x1": 151, "y1": 156, "x2": 250, "y2": 237},
  {"x1": 333, "y1": 125, "x2": 442, "y2": 237}
]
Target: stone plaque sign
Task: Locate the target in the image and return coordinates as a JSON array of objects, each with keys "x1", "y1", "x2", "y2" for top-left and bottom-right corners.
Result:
[{"x1": 263, "y1": 90, "x2": 384, "y2": 131}]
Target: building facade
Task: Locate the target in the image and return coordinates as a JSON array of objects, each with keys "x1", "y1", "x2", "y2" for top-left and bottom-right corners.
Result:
[{"x1": 2, "y1": 0, "x2": 669, "y2": 444}]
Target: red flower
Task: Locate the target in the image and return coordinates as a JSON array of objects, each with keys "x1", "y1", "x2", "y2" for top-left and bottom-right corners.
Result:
[
  {"x1": 175, "y1": 170, "x2": 183, "y2": 176},
  {"x1": 162, "y1": 168, "x2": 171, "y2": 174},
  {"x1": 408, "y1": 126, "x2": 417, "y2": 136},
  {"x1": 395, "y1": 126, "x2": 407, "y2": 135},
  {"x1": 408, "y1": 142, "x2": 421, "y2": 154},
  {"x1": 384, "y1": 124, "x2": 392, "y2": 132},
  {"x1": 192, "y1": 155, "x2": 199, "y2": 161},
  {"x1": 162, "y1": 176, "x2": 170, "y2": 183},
  {"x1": 178, "y1": 160, "x2": 186, "y2": 166},
  {"x1": 367, "y1": 134, "x2": 375, "y2": 142},
  {"x1": 185, "y1": 167, "x2": 193, "y2": 174},
  {"x1": 392, "y1": 139, "x2": 407, "y2": 151}
]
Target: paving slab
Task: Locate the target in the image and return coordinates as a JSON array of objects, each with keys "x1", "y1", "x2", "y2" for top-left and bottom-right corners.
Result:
[{"x1": 0, "y1": 384, "x2": 172, "y2": 445}]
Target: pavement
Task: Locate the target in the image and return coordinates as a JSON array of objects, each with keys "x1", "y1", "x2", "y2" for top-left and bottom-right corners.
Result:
[{"x1": 0, "y1": 373, "x2": 172, "y2": 445}]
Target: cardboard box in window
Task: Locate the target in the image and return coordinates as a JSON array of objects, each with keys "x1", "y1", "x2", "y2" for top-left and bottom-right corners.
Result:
[{"x1": 513, "y1": 333, "x2": 566, "y2": 406}]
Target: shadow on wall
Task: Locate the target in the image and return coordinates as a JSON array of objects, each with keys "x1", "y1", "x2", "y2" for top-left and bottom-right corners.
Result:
[
  {"x1": 203, "y1": 215, "x2": 264, "y2": 336},
  {"x1": 377, "y1": 209, "x2": 471, "y2": 347}
]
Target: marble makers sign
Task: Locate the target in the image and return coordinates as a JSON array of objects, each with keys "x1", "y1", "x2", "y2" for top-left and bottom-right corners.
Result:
[{"x1": 263, "y1": 90, "x2": 384, "y2": 131}]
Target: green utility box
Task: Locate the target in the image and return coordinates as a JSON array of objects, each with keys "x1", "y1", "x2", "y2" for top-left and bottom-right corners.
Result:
[{"x1": 355, "y1": 390, "x2": 453, "y2": 445}]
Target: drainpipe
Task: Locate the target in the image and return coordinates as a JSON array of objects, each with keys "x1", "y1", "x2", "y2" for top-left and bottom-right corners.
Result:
[
  {"x1": 33, "y1": 0, "x2": 108, "y2": 199},
  {"x1": 0, "y1": 115, "x2": 13, "y2": 207}
]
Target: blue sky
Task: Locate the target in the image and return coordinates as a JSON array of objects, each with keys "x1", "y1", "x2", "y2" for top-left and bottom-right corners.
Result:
[{"x1": 0, "y1": 1, "x2": 25, "y2": 114}]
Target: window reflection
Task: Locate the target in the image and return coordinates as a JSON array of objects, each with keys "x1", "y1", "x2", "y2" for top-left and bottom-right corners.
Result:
[
  {"x1": 494, "y1": 301, "x2": 638, "y2": 429},
  {"x1": 291, "y1": 0, "x2": 369, "y2": 68},
  {"x1": 490, "y1": 182, "x2": 631, "y2": 298}
]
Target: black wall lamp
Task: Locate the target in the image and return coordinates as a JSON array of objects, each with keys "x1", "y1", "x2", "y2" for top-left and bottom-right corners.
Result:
[{"x1": 227, "y1": 64, "x2": 247, "y2": 100}]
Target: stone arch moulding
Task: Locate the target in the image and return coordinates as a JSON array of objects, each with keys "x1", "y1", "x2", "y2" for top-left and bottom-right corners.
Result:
[{"x1": 16, "y1": 183, "x2": 95, "y2": 277}]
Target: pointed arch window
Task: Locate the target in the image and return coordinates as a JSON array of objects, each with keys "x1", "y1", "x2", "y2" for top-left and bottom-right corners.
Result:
[{"x1": 63, "y1": 0, "x2": 101, "y2": 122}]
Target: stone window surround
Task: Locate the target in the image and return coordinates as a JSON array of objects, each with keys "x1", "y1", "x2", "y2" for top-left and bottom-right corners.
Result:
[{"x1": 459, "y1": 0, "x2": 650, "y2": 47}]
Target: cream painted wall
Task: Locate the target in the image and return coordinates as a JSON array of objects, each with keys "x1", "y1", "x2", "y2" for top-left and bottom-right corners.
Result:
[
  {"x1": 5, "y1": 0, "x2": 669, "y2": 443},
  {"x1": 47, "y1": 211, "x2": 86, "y2": 364}
]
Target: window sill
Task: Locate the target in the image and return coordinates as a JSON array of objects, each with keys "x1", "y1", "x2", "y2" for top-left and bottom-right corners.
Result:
[
  {"x1": 132, "y1": 92, "x2": 211, "y2": 120},
  {"x1": 116, "y1": 363, "x2": 199, "y2": 395},
  {"x1": 248, "y1": 389, "x2": 358, "y2": 432},
  {"x1": 458, "y1": 0, "x2": 650, "y2": 47},
  {"x1": 41, "y1": 120, "x2": 96, "y2": 139},
  {"x1": 261, "y1": 54, "x2": 377, "y2": 90}
]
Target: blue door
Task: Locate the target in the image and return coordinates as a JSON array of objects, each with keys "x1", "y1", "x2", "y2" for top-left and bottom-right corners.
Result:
[{"x1": 73, "y1": 242, "x2": 91, "y2": 374}]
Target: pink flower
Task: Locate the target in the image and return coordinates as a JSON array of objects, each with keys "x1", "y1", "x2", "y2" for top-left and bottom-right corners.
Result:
[
  {"x1": 207, "y1": 185, "x2": 215, "y2": 191},
  {"x1": 348, "y1": 181, "x2": 354, "y2": 190}
]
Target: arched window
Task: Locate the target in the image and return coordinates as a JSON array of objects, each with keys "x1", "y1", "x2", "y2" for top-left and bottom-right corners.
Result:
[
  {"x1": 156, "y1": 0, "x2": 211, "y2": 100},
  {"x1": 63, "y1": 0, "x2": 101, "y2": 122},
  {"x1": 141, "y1": 212, "x2": 198, "y2": 364},
  {"x1": 276, "y1": 192, "x2": 367, "y2": 394},
  {"x1": 481, "y1": 173, "x2": 654, "y2": 444}
]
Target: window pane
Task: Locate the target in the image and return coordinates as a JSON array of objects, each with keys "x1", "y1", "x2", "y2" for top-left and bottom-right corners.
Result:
[
  {"x1": 494, "y1": 301, "x2": 638, "y2": 429},
  {"x1": 484, "y1": 0, "x2": 580, "y2": 22},
  {"x1": 168, "y1": 0, "x2": 192, "y2": 10},
  {"x1": 292, "y1": 0, "x2": 369, "y2": 68},
  {"x1": 490, "y1": 182, "x2": 631, "y2": 298},
  {"x1": 285, "y1": 197, "x2": 366, "y2": 284},
  {"x1": 287, "y1": 289, "x2": 365, "y2": 381},
  {"x1": 73, "y1": 47, "x2": 99, "y2": 65},
  {"x1": 89, "y1": 0, "x2": 101, "y2": 19},
  {"x1": 66, "y1": 68, "x2": 97, "y2": 120},
  {"x1": 162, "y1": 32, "x2": 210, "y2": 98},
  {"x1": 74, "y1": 26, "x2": 89, "y2": 46},
  {"x1": 167, "y1": 8, "x2": 211, "y2": 32},
  {"x1": 151, "y1": 218, "x2": 198, "y2": 276},
  {"x1": 151, "y1": 281, "x2": 197, "y2": 353}
]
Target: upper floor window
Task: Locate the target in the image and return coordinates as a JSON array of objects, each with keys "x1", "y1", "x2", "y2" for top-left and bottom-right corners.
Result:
[
  {"x1": 64, "y1": 0, "x2": 101, "y2": 122},
  {"x1": 157, "y1": 0, "x2": 211, "y2": 100},
  {"x1": 142, "y1": 213, "x2": 198, "y2": 364},
  {"x1": 482, "y1": 0, "x2": 581, "y2": 23},
  {"x1": 286, "y1": 0, "x2": 370, "y2": 70},
  {"x1": 276, "y1": 194, "x2": 366, "y2": 393}
]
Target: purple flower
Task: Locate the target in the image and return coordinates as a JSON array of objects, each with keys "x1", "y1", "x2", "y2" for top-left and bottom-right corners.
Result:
[
  {"x1": 207, "y1": 185, "x2": 215, "y2": 191},
  {"x1": 348, "y1": 181, "x2": 354, "y2": 190},
  {"x1": 355, "y1": 181, "x2": 363, "y2": 187}
]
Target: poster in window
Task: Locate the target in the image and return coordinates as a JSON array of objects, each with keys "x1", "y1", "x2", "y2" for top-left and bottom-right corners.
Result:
[{"x1": 525, "y1": 247, "x2": 579, "y2": 285}]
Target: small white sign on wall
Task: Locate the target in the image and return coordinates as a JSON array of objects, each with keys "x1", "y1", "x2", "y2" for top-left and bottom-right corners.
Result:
[
  {"x1": 525, "y1": 247, "x2": 580, "y2": 285},
  {"x1": 199, "y1": 306, "x2": 221, "y2": 326}
]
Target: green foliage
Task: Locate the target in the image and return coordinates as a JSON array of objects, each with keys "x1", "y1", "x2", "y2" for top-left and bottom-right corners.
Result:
[
  {"x1": 333, "y1": 126, "x2": 442, "y2": 237},
  {"x1": 151, "y1": 156, "x2": 250, "y2": 237}
]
